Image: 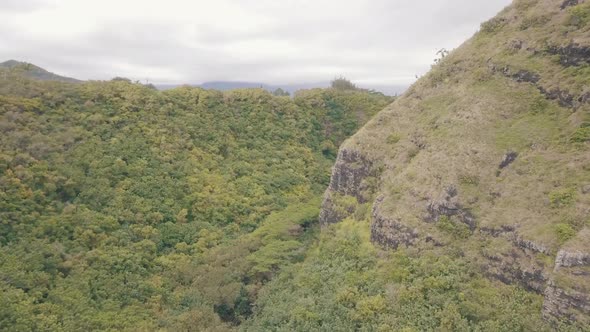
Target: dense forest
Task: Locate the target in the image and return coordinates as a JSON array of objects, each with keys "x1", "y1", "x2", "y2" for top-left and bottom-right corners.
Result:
[{"x1": 0, "y1": 68, "x2": 397, "y2": 330}]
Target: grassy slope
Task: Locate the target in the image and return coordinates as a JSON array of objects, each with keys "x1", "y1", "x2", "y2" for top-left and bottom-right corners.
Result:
[{"x1": 349, "y1": 0, "x2": 589, "y2": 251}]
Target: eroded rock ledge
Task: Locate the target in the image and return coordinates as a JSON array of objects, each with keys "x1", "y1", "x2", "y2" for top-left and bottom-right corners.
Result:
[
  {"x1": 319, "y1": 147, "x2": 374, "y2": 226},
  {"x1": 325, "y1": 148, "x2": 373, "y2": 202},
  {"x1": 543, "y1": 248, "x2": 590, "y2": 324},
  {"x1": 371, "y1": 196, "x2": 419, "y2": 249}
]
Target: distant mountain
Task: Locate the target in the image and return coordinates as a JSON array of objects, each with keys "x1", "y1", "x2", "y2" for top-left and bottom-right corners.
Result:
[
  {"x1": 157, "y1": 81, "x2": 408, "y2": 96},
  {"x1": 201, "y1": 81, "x2": 333, "y2": 95},
  {"x1": 0, "y1": 60, "x2": 80, "y2": 83},
  {"x1": 0, "y1": 59, "x2": 408, "y2": 95},
  {"x1": 155, "y1": 81, "x2": 330, "y2": 95}
]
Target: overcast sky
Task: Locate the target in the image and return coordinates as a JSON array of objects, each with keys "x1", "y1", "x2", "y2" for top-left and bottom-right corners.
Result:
[{"x1": 0, "y1": 0, "x2": 512, "y2": 86}]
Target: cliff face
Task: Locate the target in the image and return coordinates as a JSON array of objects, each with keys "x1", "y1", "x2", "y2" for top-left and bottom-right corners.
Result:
[{"x1": 320, "y1": 0, "x2": 590, "y2": 324}]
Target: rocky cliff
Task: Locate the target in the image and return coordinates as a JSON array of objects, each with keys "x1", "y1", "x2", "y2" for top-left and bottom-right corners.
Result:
[{"x1": 320, "y1": 0, "x2": 590, "y2": 325}]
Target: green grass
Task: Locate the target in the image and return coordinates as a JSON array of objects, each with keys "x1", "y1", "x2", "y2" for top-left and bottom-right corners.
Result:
[
  {"x1": 568, "y1": 2, "x2": 590, "y2": 28},
  {"x1": 387, "y1": 133, "x2": 401, "y2": 144},
  {"x1": 555, "y1": 223, "x2": 577, "y2": 244},
  {"x1": 571, "y1": 127, "x2": 590, "y2": 143},
  {"x1": 437, "y1": 216, "x2": 472, "y2": 239},
  {"x1": 549, "y1": 188, "x2": 576, "y2": 208}
]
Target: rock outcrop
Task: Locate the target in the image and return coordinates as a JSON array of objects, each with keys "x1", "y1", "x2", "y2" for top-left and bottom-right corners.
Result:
[
  {"x1": 319, "y1": 148, "x2": 375, "y2": 226},
  {"x1": 542, "y1": 246, "x2": 590, "y2": 324},
  {"x1": 370, "y1": 196, "x2": 419, "y2": 249},
  {"x1": 324, "y1": 148, "x2": 373, "y2": 202}
]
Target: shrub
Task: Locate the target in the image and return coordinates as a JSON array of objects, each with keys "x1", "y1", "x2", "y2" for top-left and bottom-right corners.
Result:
[
  {"x1": 570, "y1": 127, "x2": 590, "y2": 143},
  {"x1": 480, "y1": 18, "x2": 507, "y2": 34},
  {"x1": 519, "y1": 14, "x2": 550, "y2": 30},
  {"x1": 568, "y1": 3, "x2": 590, "y2": 27},
  {"x1": 437, "y1": 216, "x2": 471, "y2": 239},
  {"x1": 331, "y1": 77, "x2": 357, "y2": 90},
  {"x1": 530, "y1": 97, "x2": 549, "y2": 114},
  {"x1": 387, "y1": 133, "x2": 401, "y2": 144},
  {"x1": 555, "y1": 223, "x2": 576, "y2": 244},
  {"x1": 549, "y1": 188, "x2": 576, "y2": 208},
  {"x1": 459, "y1": 174, "x2": 479, "y2": 186}
]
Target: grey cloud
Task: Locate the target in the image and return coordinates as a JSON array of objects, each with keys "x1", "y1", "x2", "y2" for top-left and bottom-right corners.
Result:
[
  {"x1": 0, "y1": 0, "x2": 54, "y2": 12},
  {"x1": 0, "y1": 0, "x2": 512, "y2": 86}
]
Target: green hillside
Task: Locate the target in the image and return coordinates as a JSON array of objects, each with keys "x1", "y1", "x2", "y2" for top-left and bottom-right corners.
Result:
[
  {"x1": 0, "y1": 60, "x2": 80, "y2": 83},
  {"x1": 0, "y1": 69, "x2": 391, "y2": 330}
]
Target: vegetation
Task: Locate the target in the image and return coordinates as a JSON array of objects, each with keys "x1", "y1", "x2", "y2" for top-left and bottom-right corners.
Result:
[
  {"x1": 243, "y1": 220, "x2": 549, "y2": 331},
  {"x1": 331, "y1": 76, "x2": 358, "y2": 90},
  {"x1": 568, "y1": 2, "x2": 590, "y2": 28},
  {"x1": 2, "y1": 0, "x2": 590, "y2": 329},
  {"x1": 0, "y1": 69, "x2": 392, "y2": 330}
]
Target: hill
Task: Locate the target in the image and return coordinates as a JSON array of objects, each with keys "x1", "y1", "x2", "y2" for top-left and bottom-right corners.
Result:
[
  {"x1": 0, "y1": 70, "x2": 392, "y2": 330},
  {"x1": 0, "y1": 60, "x2": 80, "y2": 83},
  {"x1": 309, "y1": 0, "x2": 589, "y2": 329}
]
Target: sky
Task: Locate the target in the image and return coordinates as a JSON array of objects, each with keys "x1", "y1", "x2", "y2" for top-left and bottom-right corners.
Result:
[{"x1": 0, "y1": 0, "x2": 513, "y2": 86}]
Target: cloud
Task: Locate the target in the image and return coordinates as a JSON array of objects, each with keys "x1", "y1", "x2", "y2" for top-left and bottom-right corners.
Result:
[
  {"x1": 0, "y1": 0, "x2": 55, "y2": 12},
  {"x1": 0, "y1": 0, "x2": 512, "y2": 85}
]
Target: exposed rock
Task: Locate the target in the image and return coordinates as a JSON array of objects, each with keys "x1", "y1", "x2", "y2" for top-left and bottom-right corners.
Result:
[
  {"x1": 325, "y1": 148, "x2": 372, "y2": 202},
  {"x1": 424, "y1": 186, "x2": 477, "y2": 230},
  {"x1": 509, "y1": 39, "x2": 524, "y2": 51},
  {"x1": 514, "y1": 236, "x2": 552, "y2": 255},
  {"x1": 499, "y1": 151, "x2": 518, "y2": 169},
  {"x1": 491, "y1": 65, "x2": 540, "y2": 84},
  {"x1": 542, "y1": 248, "x2": 590, "y2": 323},
  {"x1": 538, "y1": 87, "x2": 575, "y2": 108},
  {"x1": 490, "y1": 63, "x2": 587, "y2": 108},
  {"x1": 371, "y1": 197, "x2": 420, "y2": 249},
  {"x1": 477, "y1": 226, "x2": 552, "y2": 293},
  {"x1": 554, "y1": 250, "x2": 590, "y2": 269},
  {"x1": 547, "y1": 44, "x2": 590, "y2": 67},
  {"x1": 479, "y1": 225, "x2": 515, "y2": 237},
  {"x1": 543, "y1": 283, "x2": 590, "y2": 323},
  {"x1": 582, "y1": 184, "x2": 590, "y2": 194},
  {"x1": 319, "y1": 193, "x2": 349, "y2": 226},
  {"x1": 319, "y1": 148, "x2": 375, "y2": 226},
  {"x1": 560, "y1": 0, "x2": 579, "y2": 9},
  {"x1": 511, "y1": 70, "x2": 540, "y2": 83},
  {"x1": 481, "y1": 245, "x2": 549, "y2": 293}
]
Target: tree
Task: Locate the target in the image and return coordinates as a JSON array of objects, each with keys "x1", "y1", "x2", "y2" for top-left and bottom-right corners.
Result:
[
  {"x1": 331, "y1": 76, "x2": 357, "y2": 90},
  {"x1": 272, "y1": 88, "x2": 290, "y2": 97}
]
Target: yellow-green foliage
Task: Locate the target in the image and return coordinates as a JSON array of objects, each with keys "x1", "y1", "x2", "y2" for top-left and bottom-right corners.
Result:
[
  {"x1": 555, "y1": 223, "x2": 576, "y2": 244},
  {"x1": 387, "y1": 133, "x2": 401, "y2": 144},
  {"x1": 243, "y1": 221, "x2": 550, "y2": 331},
  {"x1": 480, "y1": 17, "x2": 507, "y2": 34},
  {"x1": 437, "y1": 216, "x2": 472, "y2": 239},
  {"x1": 571, "y1": 126, "x2": 590, "y2": 143},
  {"x1": 568, "y1": 2, "x2": 590, "y2": 27},
  {"x1": 549, "y1": 188, "x2": 576, "y2": 208},
  {"x1": 0, "y1": 71, "x2": 390, "y2": 330}
]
